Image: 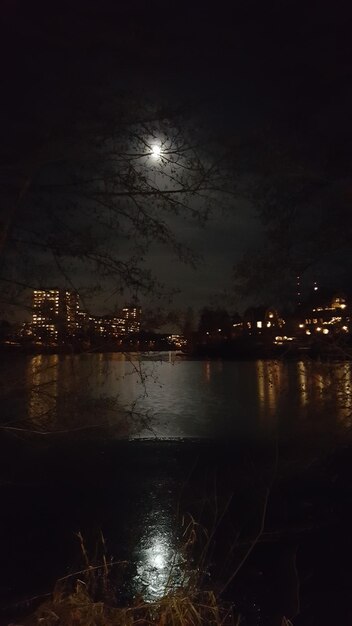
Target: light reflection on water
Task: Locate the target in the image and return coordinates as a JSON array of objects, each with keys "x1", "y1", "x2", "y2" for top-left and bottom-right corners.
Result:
[
  {"x1": 2, "y1": 354, "x2": 352, "y2": 615},
  {"x1": 256, "y1": 360, "x2": 285, "y2": 420},
  {"x1": 1, "y1": 354, "x2": 352, "y2": 439},
  {"x1": 294, "y1": 360, "x2": 352, "y2": 424},
  {"x1": 27, "y1": 354, "x2": 59, "y2": 428},
  {"x1": 133, "y1": 523, "x2": 187, "y2": 601}
]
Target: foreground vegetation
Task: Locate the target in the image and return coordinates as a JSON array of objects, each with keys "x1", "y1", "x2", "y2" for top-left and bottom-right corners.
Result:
[
  {"x1": 24, "y1": 583, "x2": 238, "y2": 626},
  {"x1": 16, "y1": 531, "x2": 297, "y2": 626},
  {"x1": 21, "y1": 577, "x2": 293, "y2": 626}
]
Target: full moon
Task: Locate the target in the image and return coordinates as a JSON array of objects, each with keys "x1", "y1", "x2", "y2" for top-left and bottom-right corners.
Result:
[{"x1": 151, "y1": 144, "x2": 161, "y2": 159}]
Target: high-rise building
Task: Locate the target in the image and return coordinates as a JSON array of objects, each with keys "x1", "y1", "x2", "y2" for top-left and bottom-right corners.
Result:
[
  {"x1": 90, "y1": 315, "x2": 126, "y2": 338},
  {"x1": 121, "y1": 306, "x2": 142, "y2": 333},
  {"x1": 32, "y1": 289, "x2": 80, "y2": 341},
  {"x1": 86, "y1": 308, "x2": 142, "y2": 340}
]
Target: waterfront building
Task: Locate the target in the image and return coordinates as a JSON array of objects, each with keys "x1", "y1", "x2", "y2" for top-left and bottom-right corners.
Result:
[
  {"x1": 88, "y1": 307, "x2": 142, "y2": 339},
  {"x1": 32, "y1": 289, "x2": 80, "y2": 341},
  {"x1": 299, "y1": 293, "x2": 350, "y2": 336},
  {"x1": 121, "y1": 306, "x2": 142, "y2": 333},
  {"x1": 167, "y1": 334, "x2": 187, "y2": 349},
  {"x1": 244, "y1": 307, "x2": 285, "y2": 336},
  {"x1": 91, "y1": 315, "x2": 126, "y2": 339},
  {"x1": 31, "y1": 288, "x2": 142, "y2": 343}
]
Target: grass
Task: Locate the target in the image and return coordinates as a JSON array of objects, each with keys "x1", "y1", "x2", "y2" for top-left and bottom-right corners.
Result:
[
  {"x1": 23, "y1": 581, "x2": 239, "y2": 626},
  {"x1": 20, "y1": 532, "x2": 239, "y2": 626},
  {"x1": 16, "y1": 484, "x2": 295, "y2": 626}
]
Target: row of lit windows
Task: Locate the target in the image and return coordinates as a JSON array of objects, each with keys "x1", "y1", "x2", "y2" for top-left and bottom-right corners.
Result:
[
  {"x1": 34, "y1": 324, "x2": 57, "y2": 331},
  {"x1": 305, "y1": 317, "x2": 346, "y2": 325},
  {"x1": 303, "y1": 326, "x2": 349, "y2": 335},
  {"x1": 313, "y1": 303, "x2": 347, "y2": 312},
  {"x1": 247, "y1": 320, "x2": 283, "y2": 329},
  {"x1": 33, "y1": 316, "x2": 58, "y2": 321}
]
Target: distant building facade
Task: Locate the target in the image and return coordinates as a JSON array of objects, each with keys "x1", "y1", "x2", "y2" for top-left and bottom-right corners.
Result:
[
  {"x1": 299, "y1": 293, "x2": 350, "y2": 337},
  {"x1": 243, "y1": 307, "x2": 285, "y2": 336},
  {"x1": 121, "y1": 306, "x2": 142, "y2": 333},
  {"x1": 87, "y1": 306, "x2": 142, "y2": 340},
  {"x1": 32, "y1": 289, "x2": 80, "y2": 341}
]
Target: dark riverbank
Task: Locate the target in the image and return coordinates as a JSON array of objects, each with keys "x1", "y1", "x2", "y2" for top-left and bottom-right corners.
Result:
[
  {"x1": 191, "y1": 336, "x2": 352, "y2": 361},
  {"x1": 2, "y1": 343, "x2": 351, "y2": 361},
  {"x1": 1, "y1": 434, "x2": 352, "y2": 625}
]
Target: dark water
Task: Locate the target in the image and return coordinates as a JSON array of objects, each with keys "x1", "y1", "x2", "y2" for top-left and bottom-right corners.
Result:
[
  {"x1": 1, "y1": 354, "x2": 352, "y2": 625},
  {"x1": 1, "y1": 352, "x2": 352, "y2": 439}
]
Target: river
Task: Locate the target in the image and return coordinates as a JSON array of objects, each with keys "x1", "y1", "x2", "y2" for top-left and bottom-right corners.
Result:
[
  {"x1": 1, "y1": 352, "x2": 352, "y2": 440},
  {"x1": 1, "y1": 354, "x2": 352, "y2": 625}
]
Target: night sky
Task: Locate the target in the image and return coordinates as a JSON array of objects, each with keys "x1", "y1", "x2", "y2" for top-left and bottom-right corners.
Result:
[{"x1": 2, "y1": 1, "x2": 352, "y2": 316}]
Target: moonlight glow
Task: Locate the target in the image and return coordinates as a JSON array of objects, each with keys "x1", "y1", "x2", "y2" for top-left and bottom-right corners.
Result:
[{"x1": 151, "y1": 144, "x2": 161, "y2": 159}]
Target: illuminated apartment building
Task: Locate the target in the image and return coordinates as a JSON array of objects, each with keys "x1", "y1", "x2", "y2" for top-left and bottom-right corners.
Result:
[
  {"x1": 121, "y1": 306, "x2": 142, "y2": 333},
  {"x1": 88, "y1": 307, "x2": 142, "y2": 339},
  {"x1": 301, "y1": 294, "x2": 350, "y2": 336},
  {"x1": 32, "y1": 289, "x2": 80, "y2": 341},
  {"x1": 91, "y1": 315, "x2": 126, "y2": 338}
]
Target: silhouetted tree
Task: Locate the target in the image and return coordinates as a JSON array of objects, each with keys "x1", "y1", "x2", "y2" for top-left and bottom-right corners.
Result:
[
  {"x1": 198, "y1": 307, "x2": 232, "y2": 337},
  {"x1": 182, "y1": 307, "x2": 195, "y2": 337},
  {"x1": 232, "y1": 136, "x2": 352, "y2": 305},
  {"x1": 1, "y1": 5, "x2": 229, "y2": 317}
]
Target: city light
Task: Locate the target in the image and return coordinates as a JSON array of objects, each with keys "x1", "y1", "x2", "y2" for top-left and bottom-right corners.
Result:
[
  {"x1": 18, "y1": 288, "x2": 352, "y2": 352},
  {"x1": 32, "y1": 289, "x2": 80, "y2": 341}
]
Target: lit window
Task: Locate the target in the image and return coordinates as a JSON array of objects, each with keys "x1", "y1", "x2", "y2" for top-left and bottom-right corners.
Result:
[{"x1": 257, "y1": 321, "x2": 262, "y2": 328}]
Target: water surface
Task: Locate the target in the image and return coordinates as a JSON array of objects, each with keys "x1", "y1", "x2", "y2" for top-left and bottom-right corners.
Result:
[
  {"x1": 1, "y1": 354, "x2": 352, "y2": 625},
  {"x1": 1, "y1": 353, "x2": 352, "y2": 440}
]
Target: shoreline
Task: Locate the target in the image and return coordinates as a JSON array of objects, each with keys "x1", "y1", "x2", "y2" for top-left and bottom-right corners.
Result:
[
  {"x1": 1, "y1": 345, "x2": 351, "y2": 361},
  {"x1": 2, "y1": 436, "x2": 352, "y2": 625}
]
